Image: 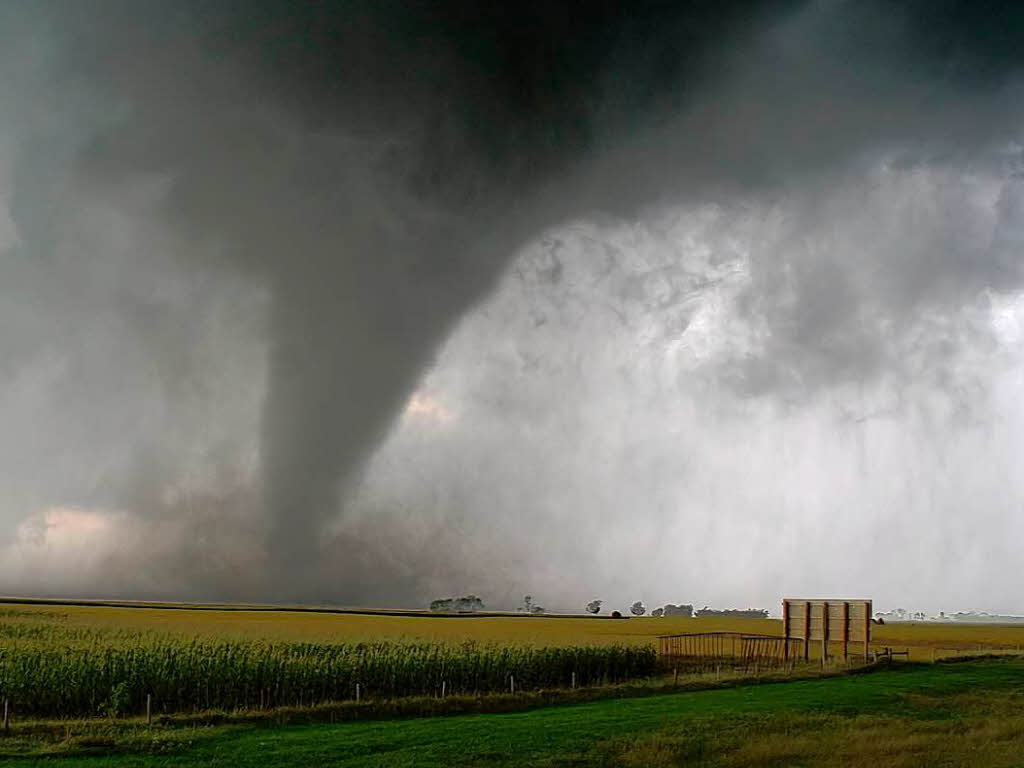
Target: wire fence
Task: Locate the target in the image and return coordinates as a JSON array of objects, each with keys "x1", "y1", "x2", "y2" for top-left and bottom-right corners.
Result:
[
  {"x1": 658, "y1": 632, "x2": 1024, "y2": 671},
  {"x1": 657, "y1": 632, "x2": 804, "y2": 671}
]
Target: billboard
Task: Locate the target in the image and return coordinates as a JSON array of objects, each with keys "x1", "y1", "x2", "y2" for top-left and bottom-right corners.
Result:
[{"x1": 782, "y1": 599, "x2": 872, "y2": 661}]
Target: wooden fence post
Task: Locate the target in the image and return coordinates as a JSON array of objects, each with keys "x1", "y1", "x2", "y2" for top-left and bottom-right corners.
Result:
[
  {"x1": 842, "y1": 602, "x2": 849, "y2": 662},
  {"x1": 803, "y1": 601, "x2": 811, "y2": 661},
  {"x1": 146, "y1": 694, "x2": 152, "y2": 725},
  {"x1": 571, "y1": 671, "x2": 576, "y2": 689},
  {"x1": 782, "y1": 600, "x2": 790, "y2": 661},
  {"x1": 355, "y1": 683, "x2": 360, "y2": 703},
  {"x1": 510, "y1": 676, "x2": 515, "y2": 694},
  {"x1": 3, "y1": 699, "x2": 7, "y2": 733},
  {"x1": 864, "y1": 604, "x2": 870, "y2": 662},
  {"x1": 821, "y1": 601, "x2": 829, "y2": 668}
]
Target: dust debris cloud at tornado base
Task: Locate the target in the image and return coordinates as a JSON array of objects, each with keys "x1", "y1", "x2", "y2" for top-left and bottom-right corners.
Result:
[{"x1": 1, "y1": 1, "x2": 1024, "y2": 614}]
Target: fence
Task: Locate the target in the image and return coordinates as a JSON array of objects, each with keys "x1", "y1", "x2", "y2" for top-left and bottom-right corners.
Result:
[{"x1": 657, "y1": 632, "x2": 804, "y2": 670}]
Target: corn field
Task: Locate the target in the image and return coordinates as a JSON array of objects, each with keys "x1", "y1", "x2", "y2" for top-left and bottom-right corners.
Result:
[{"x1": 0, "y1": 621, "x2": 657, "y2": 717}]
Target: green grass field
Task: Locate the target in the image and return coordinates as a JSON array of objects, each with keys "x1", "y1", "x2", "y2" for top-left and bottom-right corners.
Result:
[{"x1": 5, "y1": 659, "x2": 1023, "y2": 766}]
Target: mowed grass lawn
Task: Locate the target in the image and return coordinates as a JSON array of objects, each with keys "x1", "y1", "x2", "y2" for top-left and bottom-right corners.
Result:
[
  {"x1": 5, "y1": 602, "x2": 1024, "y2": 658},
  {"x1": 14, "y1": 659, "x2": 1024, "y2": 767}
]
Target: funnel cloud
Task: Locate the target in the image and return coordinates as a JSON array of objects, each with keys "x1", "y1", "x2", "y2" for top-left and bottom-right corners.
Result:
[{"x1": 1, "y1": 1, "x2": 1024, "y2": 612}]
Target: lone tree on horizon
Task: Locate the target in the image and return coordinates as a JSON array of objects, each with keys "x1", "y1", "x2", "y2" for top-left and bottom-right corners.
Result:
[
  {"x1": 585, "y1": 599, "x2": 602, "y2": 614},
  {"x1": 630, "y1": 601, "x2": 646, "y2": 616},
  {"x1": 520, "y1": 595, "x2": 545, "y2": 613}
]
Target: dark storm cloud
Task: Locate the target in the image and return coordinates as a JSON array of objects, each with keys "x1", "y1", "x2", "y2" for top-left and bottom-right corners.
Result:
[
  {"x1": 2, "y1": 1, "x2": 1024, "y2": 603},
  {"x1": 4, "y1": 0, "x2": 783, "y2": 596}
]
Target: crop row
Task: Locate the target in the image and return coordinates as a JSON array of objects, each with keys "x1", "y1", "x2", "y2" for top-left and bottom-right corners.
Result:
[{"x1": 0, "y1": 638, "x2": 657, "y2": 717}]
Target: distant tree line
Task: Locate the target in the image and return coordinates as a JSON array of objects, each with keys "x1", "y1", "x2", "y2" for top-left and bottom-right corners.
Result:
[
  {"x1": 426, "y1": 594, "x2": 768, "y2": 619},
  {"x1": 651, "y1": 604, "x2": 693, "y2": 618},
  {"x1": 584, "y1": 602, "x2": 768, "y2": 619},
  {"x1": 429, "y1": 595, "x2": 485, "y2": 613},
  {"x1": 694, "y1": 606, "x2": 769, "y2": 619}
]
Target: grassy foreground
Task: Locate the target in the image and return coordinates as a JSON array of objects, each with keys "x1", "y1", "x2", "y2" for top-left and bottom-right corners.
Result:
[{"x1": 5, "y1": 658, "x2": 1023, "y2": 767}]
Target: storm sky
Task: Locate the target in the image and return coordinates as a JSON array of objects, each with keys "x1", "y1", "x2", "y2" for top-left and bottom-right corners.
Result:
[{"x1": 2, "y1": 0, "x2": 1024, "y2": 614}]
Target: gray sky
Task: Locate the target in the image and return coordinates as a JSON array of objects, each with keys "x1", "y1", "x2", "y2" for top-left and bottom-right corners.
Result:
[{"x1": 1, "y1": 1, "x2": 1023, "y2": 614}]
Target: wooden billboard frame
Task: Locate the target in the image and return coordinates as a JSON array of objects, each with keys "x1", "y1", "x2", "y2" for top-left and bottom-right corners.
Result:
[{"x1": 782, "y1": 598, "x2": 872, "y2": 662}]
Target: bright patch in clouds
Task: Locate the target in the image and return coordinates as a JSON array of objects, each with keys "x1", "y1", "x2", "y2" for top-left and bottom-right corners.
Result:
[
  {"x1": 3, "y1": 506, "x2": 137, "y2": 593},
  {"x1": 403, "y1": 393, "x2": 455, "y2": 425},
  {"x1": 17, "y1": 505, "x2": 116, "y2": 544}
]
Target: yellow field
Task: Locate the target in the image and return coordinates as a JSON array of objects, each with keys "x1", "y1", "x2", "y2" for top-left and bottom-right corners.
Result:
[
  {"x1": 4, "y1": 601, "x2": 1023, "y2": 661},
  {"x1": 3, "y1": 602, "x2": 764, "y2": 645}
]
